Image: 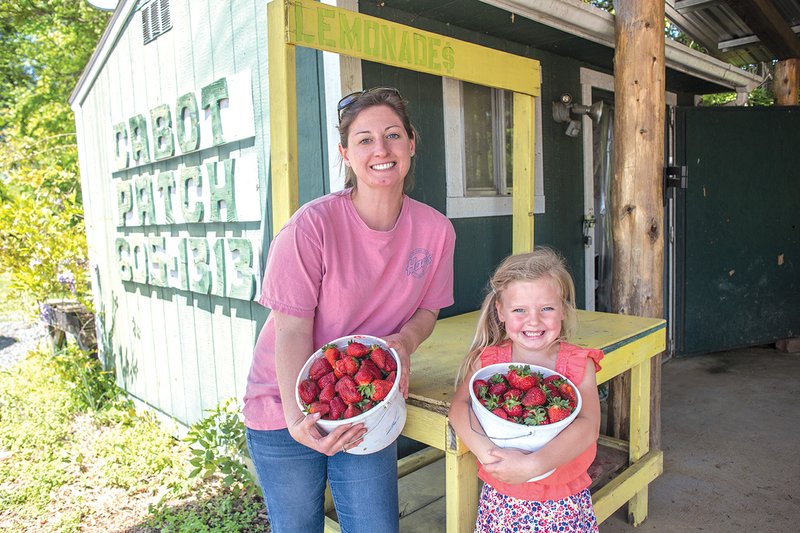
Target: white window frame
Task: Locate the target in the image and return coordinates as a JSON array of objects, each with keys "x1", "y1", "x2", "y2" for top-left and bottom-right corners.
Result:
[{"x1": 443, "y1": 77, "x2": 545, "y2": 219}]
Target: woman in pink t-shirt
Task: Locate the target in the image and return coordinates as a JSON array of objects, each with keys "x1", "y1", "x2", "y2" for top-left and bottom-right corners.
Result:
[{"x1": 244, "y1": 87, "x2": 455, "y2": 533}]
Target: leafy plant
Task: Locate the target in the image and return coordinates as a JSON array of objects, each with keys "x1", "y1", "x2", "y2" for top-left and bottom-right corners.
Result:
[
  {"x1": 49, "y1": 344, "x2": 123, "y2": 412},
  {"x1": 184, "y1": 398, "x2": 257, "y2": 497}
]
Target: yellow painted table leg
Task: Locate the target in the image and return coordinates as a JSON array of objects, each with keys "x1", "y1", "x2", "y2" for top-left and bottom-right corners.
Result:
[
  {"x1": 627, "y1": 359, "x2": 651, "y2": 524},
  {"x1": 446, "y1": 449, "x2": 480, "y2": 533}
]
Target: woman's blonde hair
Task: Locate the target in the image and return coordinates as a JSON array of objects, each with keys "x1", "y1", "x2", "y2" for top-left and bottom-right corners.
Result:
[{"x1": 455, "y1": 247, "x2": 577, "y2": 385}]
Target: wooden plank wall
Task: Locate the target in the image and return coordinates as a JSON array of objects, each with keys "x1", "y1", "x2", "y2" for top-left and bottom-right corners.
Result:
[{"x1": 76, "y1": 0, "x2": 271, "y2": 427}]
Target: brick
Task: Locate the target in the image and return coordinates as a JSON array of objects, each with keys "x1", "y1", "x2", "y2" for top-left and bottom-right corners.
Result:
[{"x1": 776, "y1": 338, "x2": 800, "y2": 353}]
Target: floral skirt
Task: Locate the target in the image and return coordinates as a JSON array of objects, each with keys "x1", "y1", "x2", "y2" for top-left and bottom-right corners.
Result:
[{"x1": 474, "y1": 484, "x2": 599, "y2": 532}]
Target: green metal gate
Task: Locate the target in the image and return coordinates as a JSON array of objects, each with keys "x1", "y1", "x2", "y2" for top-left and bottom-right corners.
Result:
[{"x1": 672, "y1": 106, "x2": 800, "y2": 355}]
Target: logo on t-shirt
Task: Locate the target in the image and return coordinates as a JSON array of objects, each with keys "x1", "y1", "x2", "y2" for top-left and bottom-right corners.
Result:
[{"x1": 405, "y1": 248, "x2": 433, "y2": 279}]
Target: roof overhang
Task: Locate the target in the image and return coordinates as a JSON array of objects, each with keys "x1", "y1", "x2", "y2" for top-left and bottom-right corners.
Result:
[{"x1": 481, "y1": 0, "x2": 764, "y2": 93}]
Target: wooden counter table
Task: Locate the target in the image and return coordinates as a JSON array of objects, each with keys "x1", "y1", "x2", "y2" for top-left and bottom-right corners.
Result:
[{"x1": 402, "y1": 309, "x2": 666, "y2": 532}]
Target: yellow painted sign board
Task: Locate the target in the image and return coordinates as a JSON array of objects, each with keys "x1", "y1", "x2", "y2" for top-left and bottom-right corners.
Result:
[{"x1": 284, "y1": 0, "x2": 540, "y2": 96}]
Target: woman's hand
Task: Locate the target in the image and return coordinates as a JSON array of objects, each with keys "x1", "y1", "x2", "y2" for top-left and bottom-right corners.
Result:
[
  {"x1": 482, "y1": 447, "x2": 545, "y2": 485},
  {"x1": 286, "y1": 411, "x2": 368, "y2": 456},
  {"x1": 384, "y1": 333, "x2": 412, "y2": 399}
]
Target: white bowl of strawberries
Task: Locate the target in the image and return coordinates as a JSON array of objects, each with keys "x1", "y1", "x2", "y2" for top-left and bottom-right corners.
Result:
[
  {"x1": 469, "y1": 363, "x2": 582, "y2": 480},
  {"x1": 295, "y1": 335, "x2": 406, "y2": 455}
]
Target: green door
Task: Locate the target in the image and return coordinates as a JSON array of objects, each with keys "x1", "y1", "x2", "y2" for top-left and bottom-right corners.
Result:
[{"x1": 673, "y1": 107, "x2": 800, "y2": 355}]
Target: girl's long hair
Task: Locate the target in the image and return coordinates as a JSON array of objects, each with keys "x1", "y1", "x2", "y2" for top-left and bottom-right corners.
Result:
[{"x1": 455, "y1": 247, "x2": 577, "y2": 385}]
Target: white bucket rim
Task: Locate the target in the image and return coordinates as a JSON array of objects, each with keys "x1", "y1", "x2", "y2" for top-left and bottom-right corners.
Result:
[{"x1": 295, "y1": 334, "x2": 403, "y2": 428}]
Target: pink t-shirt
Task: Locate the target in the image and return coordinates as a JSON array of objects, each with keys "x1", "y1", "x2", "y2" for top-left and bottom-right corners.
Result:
[{"x1": 243, "y1": 189, "x2": 456, "y2": 430}]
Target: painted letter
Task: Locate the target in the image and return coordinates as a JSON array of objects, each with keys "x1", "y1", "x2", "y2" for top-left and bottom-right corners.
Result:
[
  {"x1": 187, "y1": 238, "x2": 211, "y2": 294},
  {"x1": 116, "y1": 180, "x2": 133, "y2": 227},
  {"x1": 112, "y1": 122, "x2": 129, "y2": 170},
  {"x1": 201, "y1": 78, "x2": 229, "y2": 147},
  {"x1": 176, "y1": 92, "x2": 200, "y2": 153},
  {"x1": 129, "y1": 114, "x2": 151, "y2": 165},
  {"x1": 115, "y1": 238, "x2": 132, "y2": 282},
  {"x1": 227, "y1": 238, "x2": 255, "y2": 300},
  {"x1": 150, "y1": 104, "x2": 175, "y2": 160},
  {"x1": 179, "y1": 165, "x2": 204, "y2": 223},
  {"x1": 134, "y1": 173, "x2": 157, "y2": 226},
  {"x1": 207, "y1": 159, "x2": 237, "y2": 222}
]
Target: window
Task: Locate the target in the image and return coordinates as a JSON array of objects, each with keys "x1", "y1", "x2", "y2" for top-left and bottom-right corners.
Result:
[{"x1": 443, "y1": 78, "x2": 544, "y2": 218}]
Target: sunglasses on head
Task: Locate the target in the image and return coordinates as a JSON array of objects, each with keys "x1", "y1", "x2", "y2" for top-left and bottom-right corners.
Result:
[{"x1": 337, "y1": 87, "x2": 402, "y2": 122}]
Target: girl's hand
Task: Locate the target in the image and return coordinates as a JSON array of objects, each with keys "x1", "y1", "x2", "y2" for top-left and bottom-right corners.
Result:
[
  {"x1": 383, "y1": 333, "x2": 412, "y2": 399},
  {"x1": 482, "y1": 447, "x2": 545, "y2": 485},
  {"x1": 286, "y1": 412, "x2": 367, "y2": 456}
]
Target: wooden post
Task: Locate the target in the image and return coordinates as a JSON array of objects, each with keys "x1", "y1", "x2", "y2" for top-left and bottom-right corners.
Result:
[
  {"x1": 774, "y1": 58, "x2": 800, "y2": 105},
  {"x1": 609, "y1": 0, "x2": 665, "y2": 452}
]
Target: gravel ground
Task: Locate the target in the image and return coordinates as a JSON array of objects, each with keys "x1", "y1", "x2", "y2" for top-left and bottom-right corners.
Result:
[{"x1": 0, "y1": 318, "x2": 48, "y2": 369}]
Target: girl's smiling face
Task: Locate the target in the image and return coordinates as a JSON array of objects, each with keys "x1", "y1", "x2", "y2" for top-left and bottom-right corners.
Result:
[
  {"x1": 339, "y1": 105, "x2": 415, "y2": 193},
  {"x1": 495, "y1": 277, "x2": 565, "y2": 357}
]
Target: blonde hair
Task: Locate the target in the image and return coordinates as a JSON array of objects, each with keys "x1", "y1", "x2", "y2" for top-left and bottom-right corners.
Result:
[{"x1": 455, "y1": 247, "x2": 577, "y2": 385}]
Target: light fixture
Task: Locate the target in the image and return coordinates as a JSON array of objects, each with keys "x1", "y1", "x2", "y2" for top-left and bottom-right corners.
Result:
[{"x1": 552, "y1": 93, "x2": 604, "y2": 137}]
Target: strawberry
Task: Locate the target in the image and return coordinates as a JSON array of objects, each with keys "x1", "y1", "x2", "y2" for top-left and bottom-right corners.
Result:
[
  {"x1": 487, "y1": 381, "x2": 508, "y2": 397},
  {"x1": 346, "y1": 340, "x2": 370, "y2": 358},
  {"x1": 343, "y1": 404, "x2": 362, "y2": 419},
  {"x1": 334, "y1": 356, "x2": 360, "y2": 377},
  {"x1": 327, "y1": 396, "x2": 346, "y2": 420},
  {"x1": 521, "y1": 386, "x2": 548, "y2": 407},
  {"x1": 316, "y1": 371, "x2": 337, "y2": 391},
  {"x1": 307, "y1": 401, "x2": 330, "y2": 416},
  {"x1": 507, "y1": 365, "x2": 537, "y2": 391},
  {"x1": 361, "y1": 359, "x2": 384, "y2": 380},
  {"x1": 503, "y1": 388, "x2": 523, "y2": 402},
  {"x1": 558, "y1": 381, "x2": 577, "y2": 405},
  {"x1": 353, "y1": 366, "x2": 374, "y2": 386},
  {"x1": 472, "y1": 379, "x2": 489, "y2": 398},
  {"x1": 503, "y1": 398, "x2": 523, "y2": 418},
  {"x1": 357, "y1": 398, "x2": 374, "y2": 412},
  {"x1": 370, "y1": 379, "x2": 393, "y2": 401},
  {"x1": 308, "y1": 357, "x2": 333, "y2": 381},
  {"x1": 385, "y1": 370, "x2": 397, "y2": 384},
  {"x1": 369, "y1": 346, "x2": 391, "y2": 371},
  {"x1": 491, "y1": 407, "x2": 510, "y2": 420},
  {"x1": 322, "y1": 343, "x2": 341, "y2": 367},
  {"x1": 547, "y1": 397, "x2": 572, "y2": 423},
  {"x1": 522, "y1": 406, "x2": 548, "y2": 426},
  {"x1": 335, "y1": 375, "x2": 363, "y2": 404},
  {"x1": 318, "y1": 383, "x2": 336, "y2": 403},
  {"x1": 382, "y1": 352, "x2": 397, "y2": 372},
  {"x1": 297, "y1": 378, "x2": 319, "y2": 404}
]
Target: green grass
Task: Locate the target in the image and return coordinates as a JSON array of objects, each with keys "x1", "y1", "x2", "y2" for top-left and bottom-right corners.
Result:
[{"x1": 0, "y1": 343, "x2": 269, "y2": 532}]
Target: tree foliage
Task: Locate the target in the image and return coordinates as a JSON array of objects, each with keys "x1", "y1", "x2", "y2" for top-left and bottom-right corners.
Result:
[{"x1": 0, "y1": 1, "x2": 110, "y2": 312}]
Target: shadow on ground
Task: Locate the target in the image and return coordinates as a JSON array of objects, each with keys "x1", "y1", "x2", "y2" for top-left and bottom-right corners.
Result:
[{"x1": 601, "y1": 344, "x2": 800, "y2": 533}]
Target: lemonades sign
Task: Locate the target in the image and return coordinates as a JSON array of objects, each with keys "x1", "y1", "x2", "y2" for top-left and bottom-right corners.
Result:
[
  {"x1": 285, "y1": 0, "x2": 540, "y2": 96},
  {"x1": 111, "y1": 70, "x2": 259, "y2": 301}
]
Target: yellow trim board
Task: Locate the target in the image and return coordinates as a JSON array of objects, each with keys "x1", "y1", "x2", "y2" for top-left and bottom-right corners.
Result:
[{"x1": 285, "y1": 0, "x2": 540, "y2": 95}]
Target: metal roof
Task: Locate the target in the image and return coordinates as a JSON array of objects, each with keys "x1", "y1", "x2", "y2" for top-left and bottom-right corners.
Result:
[{"x1": 666, "y1": 0, "x2": 800, "y2": 68}]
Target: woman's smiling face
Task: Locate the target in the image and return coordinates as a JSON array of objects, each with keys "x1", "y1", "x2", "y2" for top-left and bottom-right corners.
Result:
[
  {"x1": 339, "y1": 104, "x2": 415, "y2": 193},
  {"x1": 495, "y1": 277, "x2": 565, "y2": 357}
]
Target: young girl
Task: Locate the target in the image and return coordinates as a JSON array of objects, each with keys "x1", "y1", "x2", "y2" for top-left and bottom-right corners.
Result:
[{"x1": 448, "y1": 248, "x2": 603, "y2": 532}]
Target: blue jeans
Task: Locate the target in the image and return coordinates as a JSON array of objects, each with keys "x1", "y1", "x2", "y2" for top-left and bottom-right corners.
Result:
[{"x1": 246, "y1": 428, "x2": 399, "y2": 533}]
